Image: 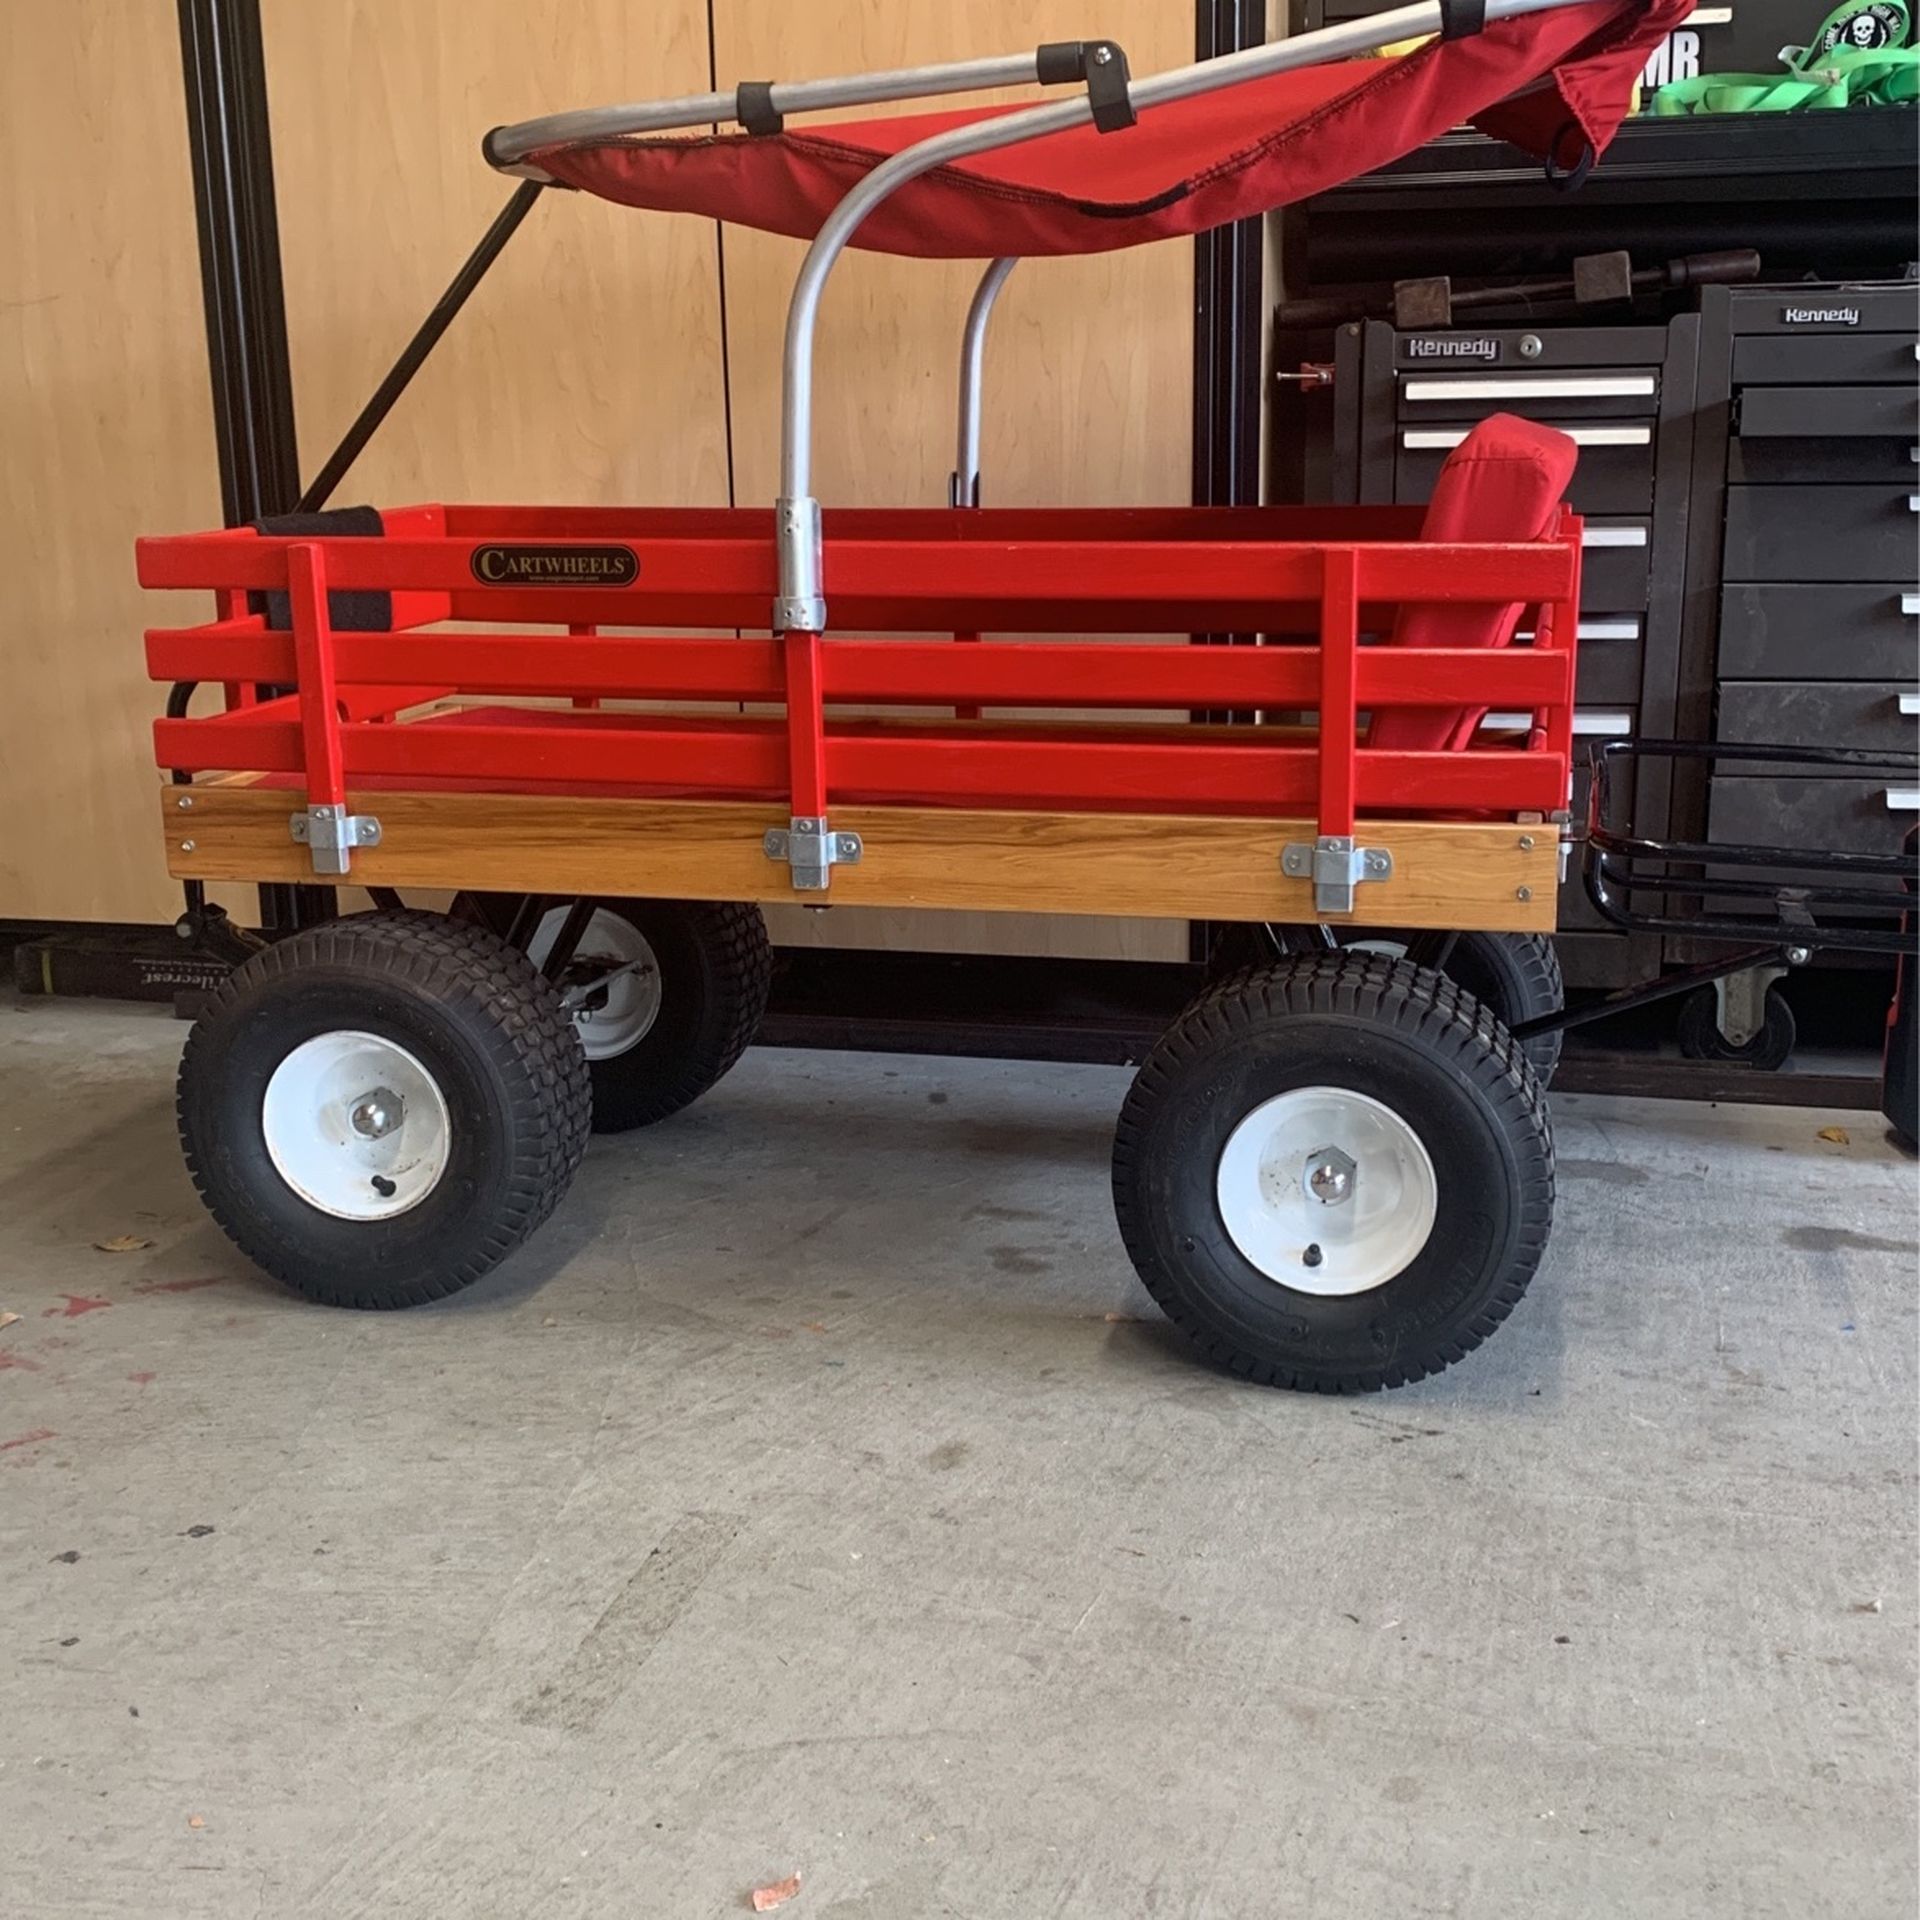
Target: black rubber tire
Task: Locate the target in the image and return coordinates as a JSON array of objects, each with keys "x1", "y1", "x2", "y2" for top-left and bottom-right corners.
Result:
[
  {"x1": 178, "y1": 910, "x2": 591, "y2": 1309},
  {"x1": 554, "y1": 899, "x2": 772, "y2": 1132},
  {"x1": 1426, "y1": 932, "x2": 1565, "y2": 1087},
  {"x1": 1677, "y1": 982, "x2": 1796, "y2": 1070},
  {"x1": 1112, "y1": 951, "x2": 1555, "y2": 1393},
  {"x1": 1208, "y1": 926, "x2": 1565, "y2": 1085}
]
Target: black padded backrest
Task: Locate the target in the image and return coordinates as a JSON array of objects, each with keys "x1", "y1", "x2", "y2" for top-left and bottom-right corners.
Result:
[{"x1": 249, "y1": 505, "x2": 392, "y2": 632}]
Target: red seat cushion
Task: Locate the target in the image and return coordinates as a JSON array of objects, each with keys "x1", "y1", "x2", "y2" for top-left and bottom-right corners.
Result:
[{"x1": 1367, "y1": 412, "x2": 1577, "y2": 755}]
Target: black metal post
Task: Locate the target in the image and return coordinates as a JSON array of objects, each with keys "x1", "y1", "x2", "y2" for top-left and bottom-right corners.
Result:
[
  {"x1": 299, "y1": 179, "x2": 546, "y2": 513},
  {"x1": 1191, "y1": 0, "x2": 1267, "y2": 536},
  {"x1": 1190, "y1": 0, "x2": 1267, "y2": 962},
  {"x1": 176, "y1": 0, "x2": 328, "y2": 934},
  {"x1": 177, "y1": 0, "x2": 301, "y2": 527}
]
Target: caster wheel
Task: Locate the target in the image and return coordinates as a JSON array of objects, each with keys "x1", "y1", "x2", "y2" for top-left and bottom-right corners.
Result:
[
  {"x1": 178, "y1": 910, "x2": 591, "y2": 1308},
  {"x1": 527, "y1": 899, "x2": 772, "y2": 1132},
  {"x1": 1677, "y1": 983, "x2": 1796, "y2": 1070},
  {"x1": 1112, "y1": 952, "x2": 1554, "y2": 1393}
]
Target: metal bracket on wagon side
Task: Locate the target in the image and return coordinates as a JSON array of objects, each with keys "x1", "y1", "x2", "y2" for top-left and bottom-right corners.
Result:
[
  {"x1": 773, "y1": 495, "x2": 826, "y2": 634},
  {"x1": 291, "y1": 803, "x2": 382, "y2": 877},
  {"x1": 764, "y1": 816, "x2": 862, "y2": 892},
  {"x1": 1281, "y1": 835, "x2": 1393, "y2": 915}
]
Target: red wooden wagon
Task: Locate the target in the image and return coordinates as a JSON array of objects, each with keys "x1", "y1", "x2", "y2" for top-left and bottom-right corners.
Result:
[{"x1": 139, "y1": 1, "x2": 1706, "y2": 1390}]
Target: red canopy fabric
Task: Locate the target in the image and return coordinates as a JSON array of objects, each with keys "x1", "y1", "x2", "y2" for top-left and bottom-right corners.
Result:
[{"x1": 532, "y1": 1, "x2": 1692, "y2": 259}]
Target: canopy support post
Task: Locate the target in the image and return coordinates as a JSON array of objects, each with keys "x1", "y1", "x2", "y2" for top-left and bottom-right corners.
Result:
[
  {"x1": 950, "y1": 257, "x2": 1019, "y2": 509},
  {"x1": 296, "y1": 178, "x2": 546, "y2": 513},
  {"x1": 773, "y1": 97, "x2": 1090, "y2": 634},
  {"x1": 770, "y1": 0, "x2": 1591, "y2": 634}
]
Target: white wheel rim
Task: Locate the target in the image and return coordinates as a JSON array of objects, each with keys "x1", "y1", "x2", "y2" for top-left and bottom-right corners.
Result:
[
  {"x1": 1215, "y1": 1085, "x2": 1438, "y2": 1297},
  {"x1": 529, "y1": 907, "x2": 662, "y2": 1061},
  {"x1": 261, "y1": 1031, "x2": 452, "y2": 1222}
]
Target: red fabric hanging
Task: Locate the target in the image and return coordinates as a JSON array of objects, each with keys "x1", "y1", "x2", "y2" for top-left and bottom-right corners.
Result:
[{"x1": 529, "y1": 0, "x2": 1692, "y2": 259}]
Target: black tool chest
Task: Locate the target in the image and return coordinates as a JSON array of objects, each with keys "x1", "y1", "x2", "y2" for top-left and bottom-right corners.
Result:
[
  {"x1": 1677, "y1": 282, "x2": 1920, "y2": 930},
  {"x1": 1315, "y1": 280, "x2": 1919, "y2": 983},
  {"x1": 1329, "y1": 316, "x2": 1702, "y2": 985},
  {"x1": 1272, "y1": 0, "x2": 1918, "y2": 1041}
]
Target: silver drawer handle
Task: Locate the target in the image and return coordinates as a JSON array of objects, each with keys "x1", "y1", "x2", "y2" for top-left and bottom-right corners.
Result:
[
  {"x1": 1903, "y1": 593, "x2": 1920, "y2": 616},
  {"x1": 1402, "y1": 426, "x2": 1652, "y2": 450},
  {"x1": 1899, "y1": 693, "x2": 1920, "y2": 716},
  {"x1": 1888, "y1": 789, "x2": 1920, "y2": 811},
  {"x1": 1513, "y1": 618, "x2": 1640, "y2": 643},
  {"x1": 1909, "y1": 496, "x2": 1920, "y2": 513},
  {"x1": 1483, "y1": 708, "x2": 1632, "y2": 735},
  {"x1": 1583, "y1": 525, "x2": 1648, "y2": 549},
  {"x1": 1401, "y1": 374, "x2": 1656, "y2": 403}
]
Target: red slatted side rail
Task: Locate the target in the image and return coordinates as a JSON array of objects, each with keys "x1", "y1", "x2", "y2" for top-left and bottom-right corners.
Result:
[
  {"x1": 139, "y1": 508, "x2": 1583, "y2": 836},
  {"x1": 138, "y1": 525, "x2": 1574, "y2": 636},
  {"x1": 146, "y1": 628, "x2": 1574, "y2": 712},
  {"x1": 150, "y1": 708, "x2": 1571, "y2": 815}
]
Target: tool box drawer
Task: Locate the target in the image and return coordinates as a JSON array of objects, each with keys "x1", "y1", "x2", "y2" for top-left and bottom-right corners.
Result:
[
  {"x1": 1398, "y1": 426, "x2": 1654, "y2": 514},
  {"x1": 1718, "y1": 680, "x2": 1920, "y2": 766},
  {"x1": 1568, "y1": 618, "x2": 1644, "y2": 703},
  {"x1": 1733, "y1": 330, "x2": 1918, "y2": 386},
  {"x1": 1738, "y1": 385, "x2": 1919, "y2": 441},
  {"x1": 1389, "y1": 327, "x2": 1668, "y2": 376},
  {"x1": 1580, "y1": 521, "x2": 1652, "y2": 608},
  {"x1": 1718, "y1": 585, "x2": 1920, "y2": 679},
  {"x1": 1727, "y1": 436, "x2": 1917, "y2": 485},
  {"x1": 1710, "y1": 775, "x2": 1919, "y2": 861},
  {"x1": 1395, "y1": 369, "x2": 1660, "y2": 421},
  {"x1": 1721, "y1": 484, "x2": 1917, "y2": 583}
]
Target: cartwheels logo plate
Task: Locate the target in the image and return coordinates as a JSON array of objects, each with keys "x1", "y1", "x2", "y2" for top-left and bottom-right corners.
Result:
[{"x1": 469, "y1": 544, "x2": 639, "y2": 587}]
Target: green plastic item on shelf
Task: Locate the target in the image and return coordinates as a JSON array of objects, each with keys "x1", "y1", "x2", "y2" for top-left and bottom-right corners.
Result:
[{"x1": 1647, "y1": 0, "x2": 1917, "y2": 113}]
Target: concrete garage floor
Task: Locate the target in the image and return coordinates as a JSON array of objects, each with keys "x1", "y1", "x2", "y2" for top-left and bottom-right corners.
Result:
[{"x1": 0, "y1": 993, "x2": 1914, "y2": 1920}]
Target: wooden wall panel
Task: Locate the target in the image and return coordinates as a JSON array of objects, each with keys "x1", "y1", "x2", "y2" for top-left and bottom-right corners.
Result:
[
  {"x1": 0, "y1": 5, "x2": 226, "y2": 921},
  {"x1": 261, "y1": 0, "x2": 729, "y2": 509},
  {"x1": 713, "y1": 0, "x2": 1197, "y2": 959}
]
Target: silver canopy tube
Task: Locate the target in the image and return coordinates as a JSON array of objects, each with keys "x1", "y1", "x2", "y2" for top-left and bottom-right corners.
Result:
[
  {"x1": 952, "y1": 258, "x2": 1019, "y2": 509},
  {"x1": 486, "y1": 52, "x2": 1050, "y2": 174}
]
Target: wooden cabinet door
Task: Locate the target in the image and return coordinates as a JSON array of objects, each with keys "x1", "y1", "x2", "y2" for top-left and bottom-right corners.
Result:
[
  {"x1": 262, "y1": 0, "x2": 730, "y2": 508},
  {"x1": 0, "y1": 7, "x2": 226, "y2": 921}
]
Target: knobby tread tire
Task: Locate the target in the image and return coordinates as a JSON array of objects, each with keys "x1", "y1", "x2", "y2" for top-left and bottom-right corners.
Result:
[
  {"x1": 1112, "y1": 951, "x2": 1554, "y2": 1394},
  {"x1": 1447, "y1": 931, "x2": 1564, "y2": 1085},
  {"x1": 578, "y1": 899, "x2": 772, "y2": 1132},
  {"x1": 178, "y1": 910, "x2": 591, "y2": 1309}
]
